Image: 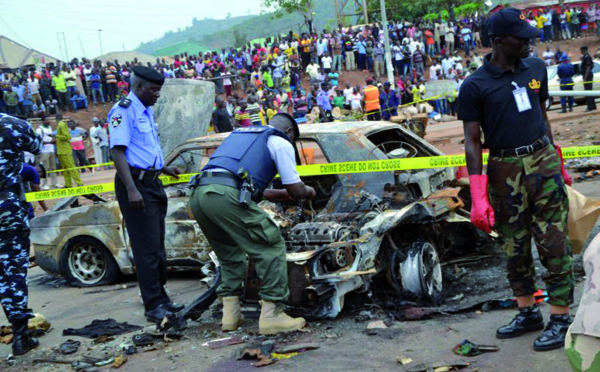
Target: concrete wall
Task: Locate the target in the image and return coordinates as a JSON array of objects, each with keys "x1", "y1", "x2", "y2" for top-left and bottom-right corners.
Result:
[{"x1": 154, "y1": 79, "x2": 215, "y2": 157}]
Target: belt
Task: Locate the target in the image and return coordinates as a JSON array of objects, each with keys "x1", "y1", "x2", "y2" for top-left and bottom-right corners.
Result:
[
  {"x1": 197, "y1": 171, "x2": 241, "y2": 189},
  {"x1": 489, "y1": 136, "x2": 550, "y2": 158},
  {"x1": 129, "y1": 166, "x2": 161, "y2": 184}
]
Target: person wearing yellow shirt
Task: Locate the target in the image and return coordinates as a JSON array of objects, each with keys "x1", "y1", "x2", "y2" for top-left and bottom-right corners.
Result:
[
  {"x1": 51, "y1": 68, "x2": 69, "y2": 112},
  {"x1": 535, "y1": 12, "x2": 547, "y2": 29}
]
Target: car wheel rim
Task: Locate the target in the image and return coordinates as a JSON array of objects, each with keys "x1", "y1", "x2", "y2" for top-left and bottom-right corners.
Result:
[
  {"x1": 400, "y1": 242, "x2": 442, "y2": 299},
  {"x1": 68, "y1": 243, "x2": 106, "y2": 284}
]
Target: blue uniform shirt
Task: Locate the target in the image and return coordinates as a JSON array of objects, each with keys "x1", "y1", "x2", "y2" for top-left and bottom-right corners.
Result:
[{"x1": 108, "y1": 92, "x2": 164, "y2": 169}]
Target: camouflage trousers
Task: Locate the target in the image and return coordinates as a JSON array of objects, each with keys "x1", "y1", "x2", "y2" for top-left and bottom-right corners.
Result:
[
  {"x1": 0, "y1": 230, "x2": 34, "y2": 322},
  {"x1": 565, "y1": 329, "x2": 600, "y2": 372},
  {"x1": 488, "y1": 144, "x2": 575, "y2": 306}
]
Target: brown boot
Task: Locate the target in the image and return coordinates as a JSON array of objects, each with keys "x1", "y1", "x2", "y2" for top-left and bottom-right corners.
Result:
[
  {"x1": 258, "y1": 300, "x2": 306, "y2": 335},
  {"x1": 221, "y1": 296, "x2": 244, "y2": 331}
]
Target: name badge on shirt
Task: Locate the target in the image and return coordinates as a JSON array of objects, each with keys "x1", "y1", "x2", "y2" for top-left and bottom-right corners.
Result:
[{"x1": 512, "y1": 82, "x2": 532, "y2": 113}]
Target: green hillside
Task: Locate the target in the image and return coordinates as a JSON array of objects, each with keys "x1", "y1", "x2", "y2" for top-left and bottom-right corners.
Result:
[
  {"x1": 136, "y1": 15, "x2": 254, "y2": 55},
  {"x1": 136, "y1": 0, "x2": 345, "y2": 56}
]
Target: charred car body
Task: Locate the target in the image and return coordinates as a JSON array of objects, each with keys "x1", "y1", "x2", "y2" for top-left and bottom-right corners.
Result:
[{"x1": 31, "y1": 122, "x2": 488, "y2": 318}]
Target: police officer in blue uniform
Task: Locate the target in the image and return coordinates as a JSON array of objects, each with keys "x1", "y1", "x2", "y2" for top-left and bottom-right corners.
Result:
[
  {"x1": 0, "y1": 113, "x2": 42, "y2": 355},
  {"x1": 108, "y1": 66, "x2": 184, "y2": 323},
  {"x1": 189, "y1": 113, "x2": 316, "y2": 335}
]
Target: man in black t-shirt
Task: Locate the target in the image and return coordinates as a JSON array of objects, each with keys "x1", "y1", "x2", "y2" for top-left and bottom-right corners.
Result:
[
  {"x1": 458, "y1": 8, "x2": 574, "y2": 352},
  {"x1": 212, "y1": 96, "x2": 233, "y2": 133},
  {"x1": 580, "y1": 46, "x2": 596, "y2": 111}
]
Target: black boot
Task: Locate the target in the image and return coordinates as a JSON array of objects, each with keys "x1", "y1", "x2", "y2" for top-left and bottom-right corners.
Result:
[
  {"x1": 533, "y1": 313, "x2": 572, "y2": 351},
  {"x1": 11, "y1": 318, "x2": 39, "y2": 356},
  {"x1": 560, "y1": 106, "x2": 567, "y2": 113},
  {"x1": 496, "y1": 305, "x2": 544, "y2": 339}
]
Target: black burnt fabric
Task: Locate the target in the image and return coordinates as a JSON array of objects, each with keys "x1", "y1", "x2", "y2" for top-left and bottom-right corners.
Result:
[{"x1": 62, "y1": 319, "x2": 143, "y2": 339}]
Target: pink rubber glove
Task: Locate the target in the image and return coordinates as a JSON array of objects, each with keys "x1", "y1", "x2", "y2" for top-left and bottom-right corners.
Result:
[
  {"x1": 469, "y1": 175, "x2": 495, "y2": 234},
  {"x1": 554, "y1": 145, "x2": 572, "y2": 186}
]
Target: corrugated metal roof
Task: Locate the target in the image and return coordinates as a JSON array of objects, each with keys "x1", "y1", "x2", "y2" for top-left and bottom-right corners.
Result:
[{"x1": 0, "y1": 35, "x2": 61, "y2": 69}]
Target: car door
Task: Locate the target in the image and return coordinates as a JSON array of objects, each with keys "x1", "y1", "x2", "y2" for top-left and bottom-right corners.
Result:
[{"x1": 162, "y1": 147, "x2": 213, "y2": 267}]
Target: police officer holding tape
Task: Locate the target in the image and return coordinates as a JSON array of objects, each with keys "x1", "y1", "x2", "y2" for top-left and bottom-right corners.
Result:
[
  {"x1": 459, "y1": 8, "x2": 575, "y2": 351},
  {"x1": 108, "y1": 66, "x2": 184, "y2": 323},
  {"x1": 189, "y1": 113, "x2": 316, "y2": 335},
  {"x1": 0, "y1": 113, "x2": 42, "y2": 355}
]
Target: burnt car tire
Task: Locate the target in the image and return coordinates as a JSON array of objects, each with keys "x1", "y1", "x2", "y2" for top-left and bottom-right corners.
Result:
[{"x1": 59, "y1": 237, "x2": 121, "y2": 287}]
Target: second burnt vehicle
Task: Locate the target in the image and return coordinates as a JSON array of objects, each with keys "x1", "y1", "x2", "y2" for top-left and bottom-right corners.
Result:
[{"x1": 31, "y1": 122, "x2": 490, "y2": 319}]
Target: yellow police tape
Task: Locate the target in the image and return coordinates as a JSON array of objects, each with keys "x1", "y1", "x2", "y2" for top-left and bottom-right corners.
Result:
[
  {"x1": 25, "y1": 146, "x2": 600, "y2": 202},
  {"x1": 47, "y1": 162, "x2": 114, "y2": 173}
]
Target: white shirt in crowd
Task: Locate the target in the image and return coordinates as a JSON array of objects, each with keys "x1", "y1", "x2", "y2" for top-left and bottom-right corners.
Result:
[
  {"x1": 343, "y1": 87, "x2": 353, "y2": 105},
  {"x1": 36, "y1": 125, "x2": 55, "y2": 153},
  {"x1": 322, "y1": 56, "x2": 333, "y2": 69},
  {"x1": 350, "y1": 93, "x2": 362, "y2": 111},
  {"x1": 27, "y1": 78, "x2": 39, "y2": 95}
]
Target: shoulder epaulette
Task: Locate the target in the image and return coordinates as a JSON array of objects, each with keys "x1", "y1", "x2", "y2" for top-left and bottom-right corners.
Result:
[{"x1": 118, "y1": 98, "x2": 132, "y2": 108}]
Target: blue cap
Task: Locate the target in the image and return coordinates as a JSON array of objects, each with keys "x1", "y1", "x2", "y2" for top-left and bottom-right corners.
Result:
[{"x1": 488, "y1": 8, "x2": 542, "y2": 38}]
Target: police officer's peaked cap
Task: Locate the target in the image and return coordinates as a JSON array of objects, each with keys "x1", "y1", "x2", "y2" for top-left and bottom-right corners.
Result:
[
  {"x1": 132, "y1": 66, "x2": 165, "y2": 86},
  {"x1": 488, "y1": 8, "x2": 542, "y2": 39},
  {"x1": 273, "y1": 113, "x2": 300, "y2": 140}
]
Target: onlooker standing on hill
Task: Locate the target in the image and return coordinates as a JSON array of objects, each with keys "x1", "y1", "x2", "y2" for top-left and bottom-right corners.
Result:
[
  {"x1": 413, "y1": 44, "x2": 425, "y2": 78},
  {"x1": 63, "y1": 65, "x2": 78, "y2": 99},
  {"x1": 90, "y1": 69, "x2": 104, "y2": 105},
  {"x1": 105, "y1": 62, "x2": 119, "y2": 102},
  {"x1": 27, "y1": 72, "x2": 42, "y2": 106},
  {"x1": 52, "y1": 69, "x2": 69, "y2": 112},
  {"x1": 332, "y1": 33, "x2": 342, "y2": 72}
]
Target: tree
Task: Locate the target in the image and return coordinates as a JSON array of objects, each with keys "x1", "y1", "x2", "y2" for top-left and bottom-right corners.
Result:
[
  {"x1": 226, "y1": 12, "x2": 232, "y2": 19},
  {"x1": 233, "y1": 26, "x2": 247, "y2": 48},
  {"x1": 261, "y1": 0, "x2": 315, "y2": 34}
]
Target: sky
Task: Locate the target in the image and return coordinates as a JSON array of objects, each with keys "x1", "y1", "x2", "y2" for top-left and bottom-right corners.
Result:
[{"x1": 0, "y1": 0, "x2": 265, "y2": 61}]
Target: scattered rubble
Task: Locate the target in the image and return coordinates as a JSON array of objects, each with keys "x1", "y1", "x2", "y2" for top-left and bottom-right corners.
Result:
[{"x1": 452, "y1": 340, "x2": 499, "y2": 357}]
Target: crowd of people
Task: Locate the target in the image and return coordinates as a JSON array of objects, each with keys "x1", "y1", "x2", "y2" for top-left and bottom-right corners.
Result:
[{"x1": 1, "y1": 5, "x2": 599, "y2": 127}]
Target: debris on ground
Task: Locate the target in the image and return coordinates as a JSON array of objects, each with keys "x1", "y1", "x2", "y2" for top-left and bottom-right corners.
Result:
[
  {"x1": 59, "y1": 339, "x2": 81, "y2": 355},
  {"x1": 406, "y1": 361, "x2": 470, "y2": 372},
  {"x1": 273, "y1": 343, "x2": 319, "y2": 353},
  {"x1": 452, "y1": 339, "x2": 499, "y2": 357},
  {"x1": 366, "y1": 320, "x2": 388, "y2": 335},
  {"x1": 272, "y1": 352, "x2": 299, "y2": 360},
  {"x1": 202, "y1": 336, "x2": 245, "y2": 349},
  {"x1": 397, "y1": 357, "x2": 414, "y2": 365},
  {"x1": 237, "y1": 343, "x2": 276, "y2": 368},
  {"x1": 112, "y1": 355, "x2": 128, "y2": 368},
  {"x1": 63, "y1": 319, "x2": 143, "y2": 339},
  {"x1": 29, "y1": 313, "x2": 51, "y2": 332},
  {"x1": 132, "y1": 333, "x2": 155, "y2": 347}
]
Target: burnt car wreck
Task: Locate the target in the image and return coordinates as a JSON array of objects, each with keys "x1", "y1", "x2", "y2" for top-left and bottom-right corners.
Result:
[{"x1": 31, "y1": 122, "x2": 491, "y2": 320}]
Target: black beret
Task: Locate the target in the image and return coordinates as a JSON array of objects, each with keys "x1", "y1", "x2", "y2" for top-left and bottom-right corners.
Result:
[{"x1": 132, "y1": 66, "x2": 165, "y2": 86}]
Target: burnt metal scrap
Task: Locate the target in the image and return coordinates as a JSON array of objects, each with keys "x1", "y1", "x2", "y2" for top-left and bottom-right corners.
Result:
[{"x1": 31, "y1": 122, "x2": 493, "y2": 319}]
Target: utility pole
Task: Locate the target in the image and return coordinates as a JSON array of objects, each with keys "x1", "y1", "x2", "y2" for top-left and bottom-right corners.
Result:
[
  {"x1": 380, "y1": 0, "x2": 394, "y2": 86},
  {"x1": 98, "y1": 29, "x2": 104, "y2": 56},
  {"x1": 122, "y1": 42, "x2": 126, "y2": 51},
  {"x1": 60, "y1": 32, "x2": 69, "y2": 62},
  {"x1": 78, "y1": 35, "x2": 86, "y2": 57},
  {"x1": 362, "y1": 0, "x2": 369, "y2": 24},
  {"x1": 56, "y1": 32, "x2": 64, "y2": 61}
]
